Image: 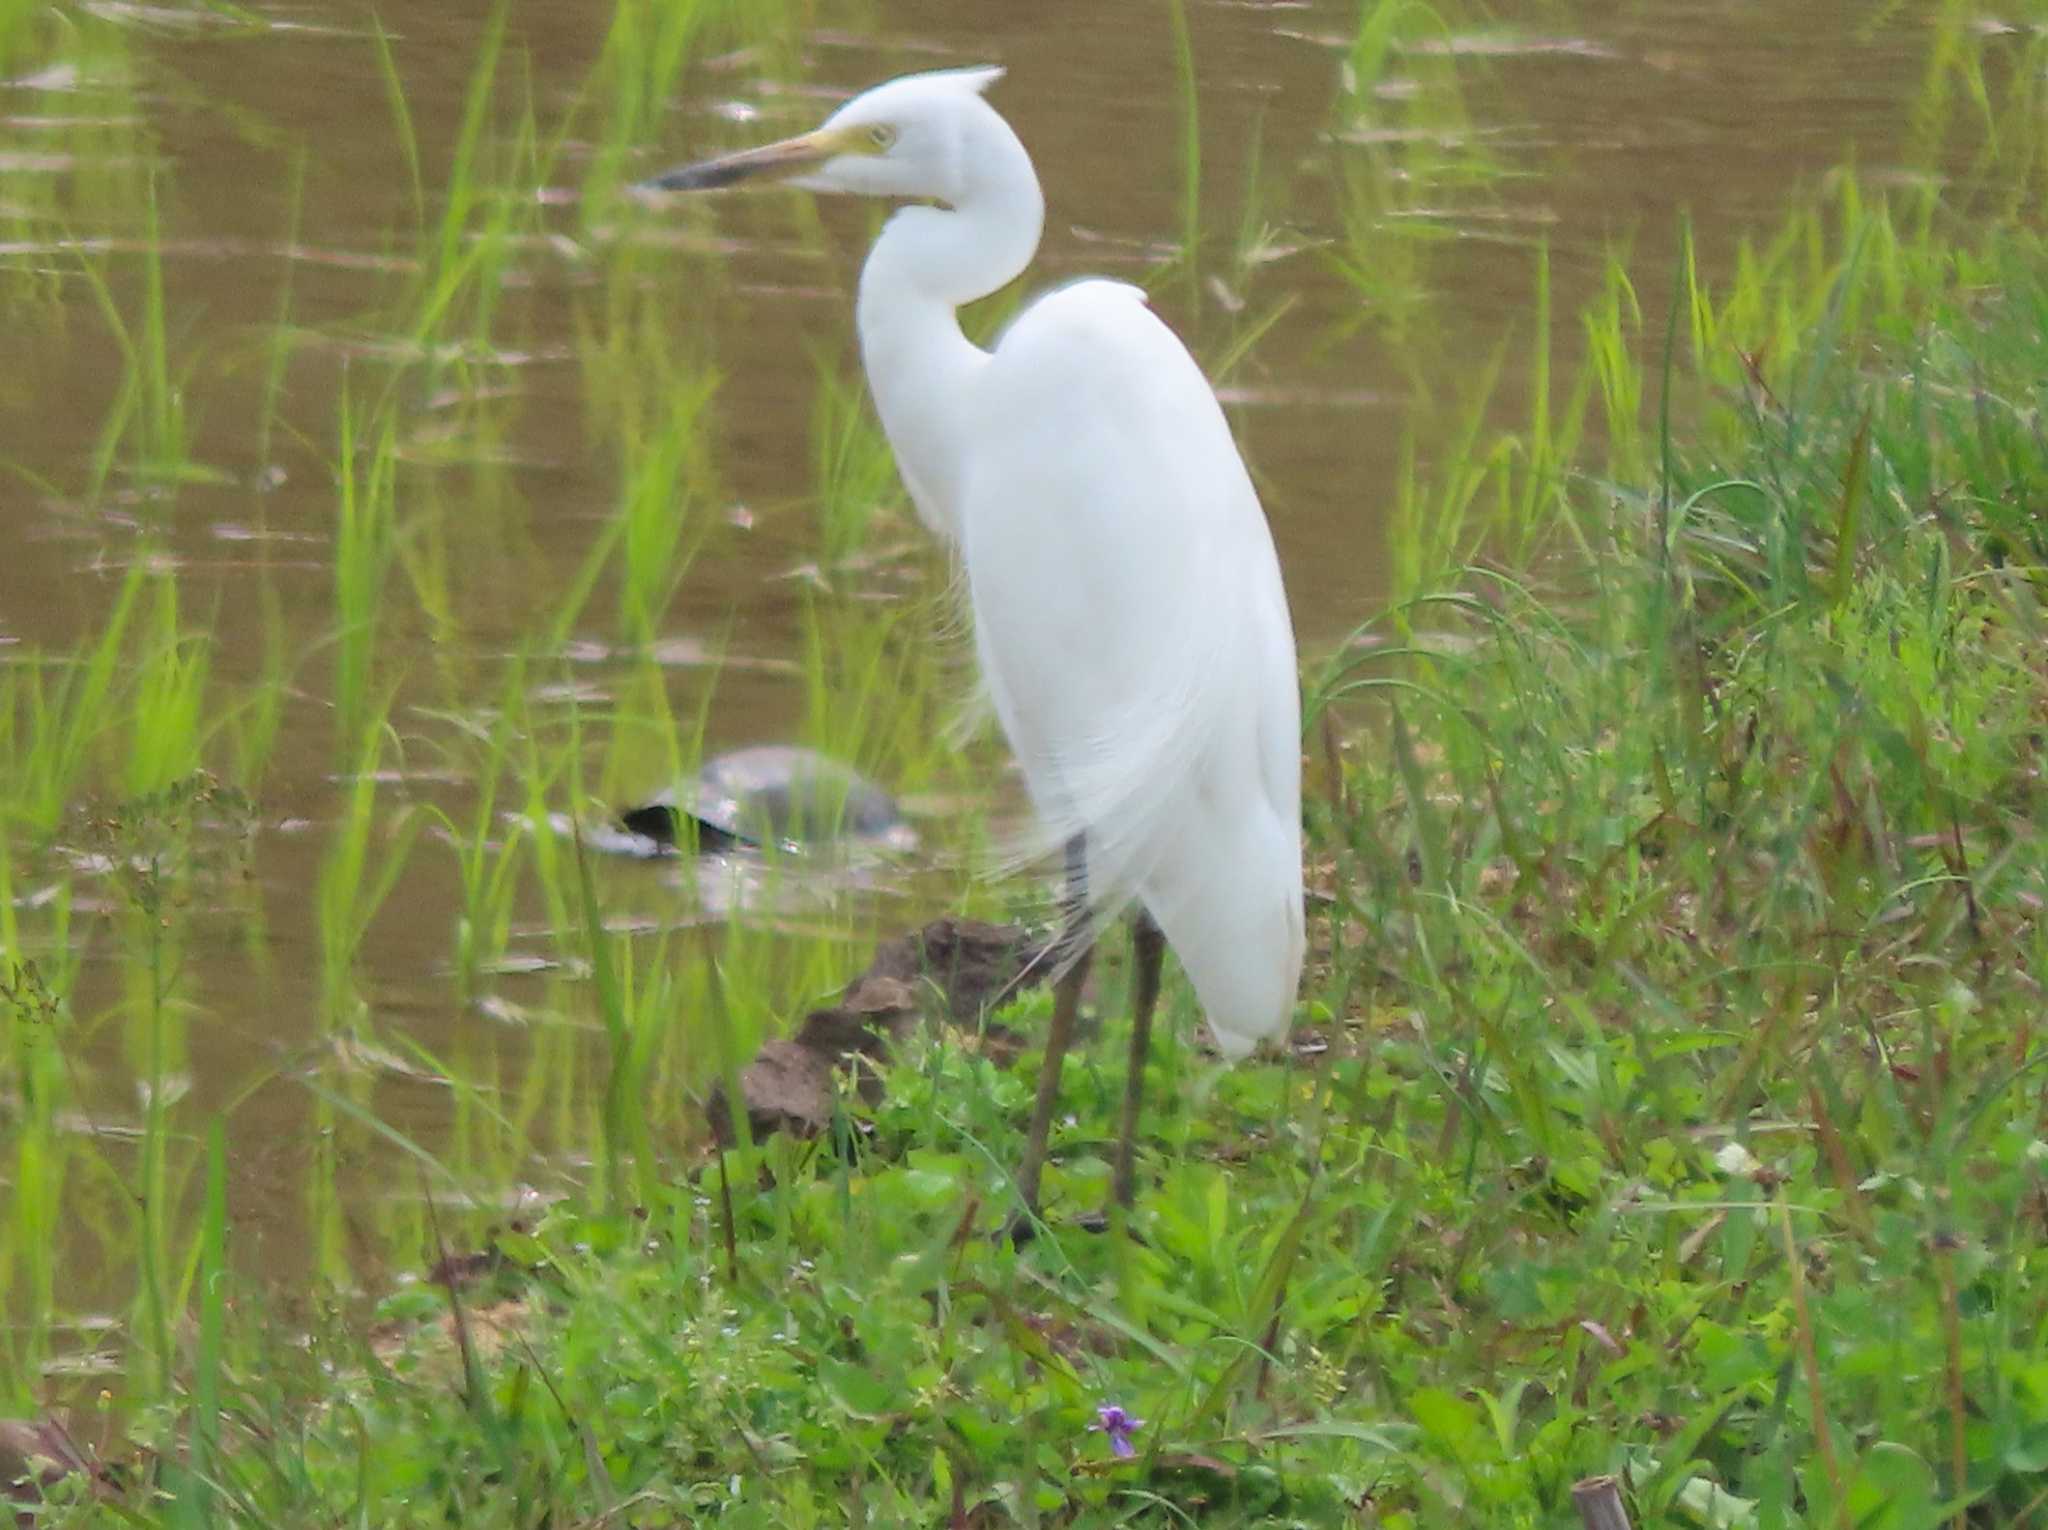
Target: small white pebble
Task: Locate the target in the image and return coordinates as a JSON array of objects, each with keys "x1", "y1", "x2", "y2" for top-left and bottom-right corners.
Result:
[{"x1": 1714, "y1": 1141, "x2": 1760, "y2": 1177}]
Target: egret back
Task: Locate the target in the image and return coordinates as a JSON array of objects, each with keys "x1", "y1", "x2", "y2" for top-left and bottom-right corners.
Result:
[{"x1": 959, "y1": 279, "x2": 1303, "y2": 1052}]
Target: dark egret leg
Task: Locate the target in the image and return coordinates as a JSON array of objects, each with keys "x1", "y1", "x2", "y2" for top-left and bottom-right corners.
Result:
[
  {"x1": 1113, "y1": 910, "x2": 1166, "y2": 1209},
  {"x1": 1016, "y1": 835, "x2": 1091, "y2": 1216}
]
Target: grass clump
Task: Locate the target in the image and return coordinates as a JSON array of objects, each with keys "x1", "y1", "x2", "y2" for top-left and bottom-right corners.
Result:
[
  {"x1": 14, "y1": 197, "x2": 2039, "y2": 1527},
  {"x1": 1306, "y1": 207, "x2": 2048, "y2": 1523}
]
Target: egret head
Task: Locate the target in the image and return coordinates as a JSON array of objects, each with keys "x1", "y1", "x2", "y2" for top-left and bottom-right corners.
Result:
[{"x1": 640, "y1": 66, "x2": 1007, "y2": 204}]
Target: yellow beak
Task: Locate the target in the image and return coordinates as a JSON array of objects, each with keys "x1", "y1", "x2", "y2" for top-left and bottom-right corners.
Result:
[{"x1": 636, "y1": 127, "x2": 849, "y2": 193}]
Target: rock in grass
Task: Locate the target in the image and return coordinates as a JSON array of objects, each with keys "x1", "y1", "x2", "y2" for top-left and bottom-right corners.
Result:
[
  {"x1": 706, "y1": 916, "x2": 1049, "y2": 1145},
  {"x1": 620, "y1": 745, "x2": 909, "y2": 853},
  {"x1": 869, "y1": 915, "x2": 1052, "y2": 1028},
  {"x1": 706, "y1": 1039, "x2": 842, "y2": 1144}
]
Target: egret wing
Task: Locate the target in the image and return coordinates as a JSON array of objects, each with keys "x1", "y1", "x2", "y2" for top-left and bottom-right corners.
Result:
[{"x1": 961, "y1": 279, "x2": 1303, "y2": 1050}]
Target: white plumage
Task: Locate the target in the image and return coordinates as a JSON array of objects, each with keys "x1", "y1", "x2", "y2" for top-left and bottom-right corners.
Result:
[
  {"x1": 643, "y1": 65, "x2": 1304, "y2": 1205},
  {"x1": 961, "y1": 279, "x2": 1303, "y2": 1055}
]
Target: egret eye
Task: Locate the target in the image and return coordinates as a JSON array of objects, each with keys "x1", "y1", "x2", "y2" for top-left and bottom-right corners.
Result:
[{"x1": 866, "y1": 124, "x2": 896, "y2": 151}]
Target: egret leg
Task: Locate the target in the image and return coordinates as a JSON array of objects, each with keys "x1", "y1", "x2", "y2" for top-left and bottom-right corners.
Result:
[
  {"x1": 1114, "y1": 910, "x2": 1166, "y2": 1209},
  {"x1": 1016, "y1": 835, "x2": 1090, "y2": 1215}
]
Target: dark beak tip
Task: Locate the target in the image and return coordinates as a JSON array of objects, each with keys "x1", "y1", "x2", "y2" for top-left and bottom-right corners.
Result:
[{"x1": 635, "y1": 162, "x2": 740, "y2": 195}]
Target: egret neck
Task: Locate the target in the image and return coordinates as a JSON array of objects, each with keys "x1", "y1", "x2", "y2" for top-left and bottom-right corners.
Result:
[{"x1": 854, "y1": 107, "x2": 1044, "y2": 542}]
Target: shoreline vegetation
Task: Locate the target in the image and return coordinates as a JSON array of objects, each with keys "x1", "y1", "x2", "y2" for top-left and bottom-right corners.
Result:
[
  {"x1": 10, "y1": 189, "x2": 2045, "y2": 1530},
  {"x1": 4, "y1": 4, "x2": 2047, "y2": 1527}
]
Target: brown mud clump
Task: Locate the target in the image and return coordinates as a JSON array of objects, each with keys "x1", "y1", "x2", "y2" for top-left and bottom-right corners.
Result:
[{"x1": 707, "y1": 916, "x2": 1048, "y2": 1144}]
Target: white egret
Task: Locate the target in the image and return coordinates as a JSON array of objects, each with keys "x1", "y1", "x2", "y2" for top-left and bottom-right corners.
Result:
[{"x1": 642, "y1": 66, "x2": 1303, "y2": 1214}]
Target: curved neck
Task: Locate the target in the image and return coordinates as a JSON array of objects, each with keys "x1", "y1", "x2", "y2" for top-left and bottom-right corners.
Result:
[{"x1": 855, "y1": 108, "x2": 1044, "y2": 541}]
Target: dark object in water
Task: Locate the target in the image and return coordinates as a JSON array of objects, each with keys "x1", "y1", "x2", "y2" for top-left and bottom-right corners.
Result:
[{"x1": 620, "y1": 745, "x2": 905, "y2": 853}]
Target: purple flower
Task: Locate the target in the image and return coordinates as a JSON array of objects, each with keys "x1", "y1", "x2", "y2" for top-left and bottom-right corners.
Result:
[{"x1": 1091, "y1": 1403, "x2": 1144, "y2": 1459}]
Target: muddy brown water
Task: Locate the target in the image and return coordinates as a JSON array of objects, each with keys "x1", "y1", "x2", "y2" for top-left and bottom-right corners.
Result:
[{"x1": 0, "y1": 0, "x2": 2016, "y2": 1325}]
